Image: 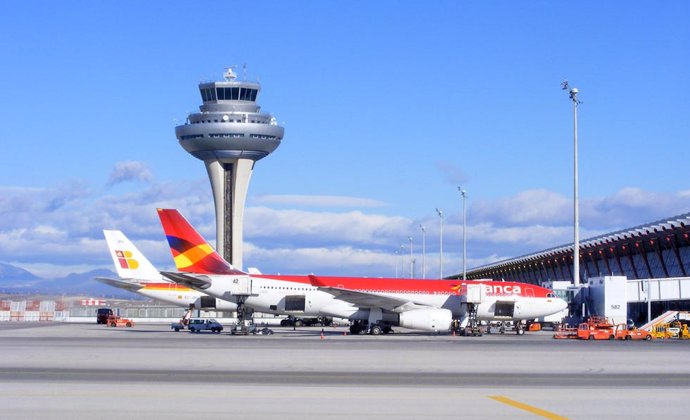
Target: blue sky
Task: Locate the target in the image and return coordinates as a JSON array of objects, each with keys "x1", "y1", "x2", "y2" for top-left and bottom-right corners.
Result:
[{"x1": 1, "y1": 1, "x2": 689, "y2": 280}]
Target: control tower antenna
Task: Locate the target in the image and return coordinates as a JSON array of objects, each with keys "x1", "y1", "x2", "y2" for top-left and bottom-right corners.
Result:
[
  {"x1": 175, "y1": 67, "x2": 285, "y2": 269},
  {"x1": 224, "y1": 66, "x2": 237, "y2": 81}
]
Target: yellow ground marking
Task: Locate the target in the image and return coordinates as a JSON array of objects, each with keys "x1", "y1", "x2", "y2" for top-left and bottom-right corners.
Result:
[{"x1": 489, "y1": 395, "x2": 569, "y2": 420}]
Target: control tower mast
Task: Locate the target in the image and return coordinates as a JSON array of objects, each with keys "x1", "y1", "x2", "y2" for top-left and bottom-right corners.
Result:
[{"x1": 175, "y1": 67, "x2": 284, "y2": 269}]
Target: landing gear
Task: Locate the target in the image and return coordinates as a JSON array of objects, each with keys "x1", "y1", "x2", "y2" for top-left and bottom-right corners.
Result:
[
  {"x1": 515, "y1": 322, "x2": 525, "y2": 336},
  {"x1": 349, "y1": 322, "x2": 365, "y2": 335}
]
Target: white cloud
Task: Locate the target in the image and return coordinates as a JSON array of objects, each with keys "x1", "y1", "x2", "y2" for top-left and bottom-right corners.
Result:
[
  {"x1": 472, "y1": 189, "x2": 571, "y2": 226},
  {"x1": 2, "y1": 180, "x2": 689, "y2": 281},
  {"x1": 106, "y1": 161, "x2": 153, "y2": 187},
  {"x1": 471, "y1": 187, "x2": 690, "y2": 230},
  {"x1": 245, "y1": 206, "x2": 410, "y2": 247},
  {"x1": 244, "y1": 243, "x2": 397, "y2": 276}
]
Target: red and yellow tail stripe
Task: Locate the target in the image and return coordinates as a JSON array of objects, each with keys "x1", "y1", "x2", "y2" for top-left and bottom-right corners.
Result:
[{"x1": 157, "y1": 208, "x2": 244, "y2": 275}]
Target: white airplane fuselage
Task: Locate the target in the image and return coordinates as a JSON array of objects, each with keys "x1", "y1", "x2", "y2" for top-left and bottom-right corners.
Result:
[
  {"x1": 104, "y1": 280, "x2": 239, "y2": 312},
  {"x1": 189, "y1": 274, "x2": 567, "y2": 328}
]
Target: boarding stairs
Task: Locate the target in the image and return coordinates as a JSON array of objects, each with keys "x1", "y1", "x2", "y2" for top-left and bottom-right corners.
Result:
[{"x1": 639, "y1": 311, "x2": 690, "y2": 331}]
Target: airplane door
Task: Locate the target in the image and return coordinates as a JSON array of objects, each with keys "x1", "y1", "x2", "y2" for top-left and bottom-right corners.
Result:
[
  {"x1": 525, "y1": 288, "x2": 535, "y2": 297},
  {"x1": 284, "y1": 295, "x2": 306, "y2": 312},
  {"x1": 494, "y1": 301, "x2": 515, "y2": 318}
]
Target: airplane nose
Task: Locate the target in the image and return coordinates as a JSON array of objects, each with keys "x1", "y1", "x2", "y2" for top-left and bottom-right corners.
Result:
[{"x1": 557, "y1": 298, "x2": 568, "y2": 311}]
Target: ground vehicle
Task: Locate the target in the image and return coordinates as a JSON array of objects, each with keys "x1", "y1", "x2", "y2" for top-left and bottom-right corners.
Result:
[
  {"x1": 252, "y1": 326, "x2": 274, "y2": 335},
  {"x1": 171, "y1": 321, "x2": 186, "y2": 332},
  {"x1": 188, "y1": 319, "x2": 223, "y2": 333},
  {"x1": 577, "y1": 316, "x2": 615, "y2": 340},
  {"x1": 280, "y1": 315, "x2": 332, "y2": 327},
  {"x1": 651, "y1": 320, "x2": 690, "y2": 340},
  {"x1": 106, "y1": 315, "x2": 133, "y2": 327},
  {"x1": 614, "y1": 324, "x2": 652, "y2": 340},
  {"x1": 170, "y1": 309, "x2": 193, "y2": 332},
  {"x1": 96, "y1": 308, "x2": 113, "y2": 324}
]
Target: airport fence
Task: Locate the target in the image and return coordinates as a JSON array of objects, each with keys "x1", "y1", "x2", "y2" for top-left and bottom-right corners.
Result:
[{"x1": 0, "y1": 297, "x2": 280, "y2": 323}]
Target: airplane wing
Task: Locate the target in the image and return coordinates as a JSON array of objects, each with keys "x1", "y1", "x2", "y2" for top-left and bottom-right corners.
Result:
[
  {"x1": 94, "y1": 277, "x2": 145, "y2": 292},
  {"x1": 160, "y1": 271, "x2": 212, "y2": 290},
  {"x1": 309, "y1": 276, "x2": 432, "y2": 313}
]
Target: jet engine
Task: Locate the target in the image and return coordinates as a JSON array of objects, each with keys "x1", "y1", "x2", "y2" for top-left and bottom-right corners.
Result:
[{"x1": 398, "y1": 308, "x2": 453, "y2": 332}]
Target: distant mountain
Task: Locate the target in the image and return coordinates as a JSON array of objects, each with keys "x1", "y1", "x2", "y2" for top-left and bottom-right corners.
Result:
[
  {"x1": 41, "y1": 269, "x2": 142, "y2": 299},
  {"x1": 0, "y1": 262, "x2": 42, "y2": 290},
  {"x1": 0, "y1": 262, "x2": 39, "y2": 281},
  {"x1": 0, "y1": 263, "x2": 142, "y2": 299}
]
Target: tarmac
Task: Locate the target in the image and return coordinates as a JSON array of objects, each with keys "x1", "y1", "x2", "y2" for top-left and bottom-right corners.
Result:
[{"x1": 1, "y1": 322, "x2": 689, "y2": 419}]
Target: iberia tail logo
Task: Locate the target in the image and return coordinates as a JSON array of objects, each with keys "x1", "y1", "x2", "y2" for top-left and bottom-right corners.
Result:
[{"x1": 115, "y1": 250, "x2": 139, "y2": 270}]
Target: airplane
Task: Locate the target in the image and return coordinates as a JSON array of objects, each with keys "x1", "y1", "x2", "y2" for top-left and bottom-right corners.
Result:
[
  {"x1": 97, "y1": 230, "x2": 237, "y2": 313},
  {"x1": 156, "y1": 208, "x2": 568, "y2": 335}
]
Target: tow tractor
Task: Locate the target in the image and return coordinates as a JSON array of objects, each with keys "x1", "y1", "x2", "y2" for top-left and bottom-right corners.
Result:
[
  {"x1": 106, "y1": 315, "x2": 134, "y2": 328},
  {"x1": 577, "y1": 316, "x2": 615, "y2": 340},
  {"x1": 614, "y1": 324, "x2": 652, "y2": 341}
]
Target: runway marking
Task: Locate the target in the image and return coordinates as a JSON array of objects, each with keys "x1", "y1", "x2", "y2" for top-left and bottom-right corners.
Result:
[{"x1": 489, "y1": 395, "x2": 569, "y2": 420}]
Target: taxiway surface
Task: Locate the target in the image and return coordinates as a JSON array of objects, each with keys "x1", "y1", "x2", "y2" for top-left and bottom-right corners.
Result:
[{"x1": 1, "y1": 322, "x2": 689, "y2": 419}]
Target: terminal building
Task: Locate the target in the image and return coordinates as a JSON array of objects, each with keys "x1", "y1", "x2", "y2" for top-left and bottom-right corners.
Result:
[{"x1": 453, "y1": 212, "x2": 690, "y2": 323}]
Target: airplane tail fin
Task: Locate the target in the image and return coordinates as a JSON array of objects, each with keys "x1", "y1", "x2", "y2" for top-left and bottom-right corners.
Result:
[
  {"x1": 103, "y1": 230, "x2": 161, "y2": 282},
  {"x1": 156, "y1": 208, "x2": 245, "y2": 275}
]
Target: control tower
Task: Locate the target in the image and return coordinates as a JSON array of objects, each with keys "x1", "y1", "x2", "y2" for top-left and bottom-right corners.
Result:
[{"x1": 175, "y1": 67, "x2": 284, "y2": 269}]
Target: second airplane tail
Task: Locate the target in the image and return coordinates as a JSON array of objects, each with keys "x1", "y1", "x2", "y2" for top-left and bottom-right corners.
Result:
[
  {"x1": 156, "y1": 208, "x2": 245, "y2": 275},
  {"x1": 103, "y1": 230, "x2": 161, "y2": 282}
]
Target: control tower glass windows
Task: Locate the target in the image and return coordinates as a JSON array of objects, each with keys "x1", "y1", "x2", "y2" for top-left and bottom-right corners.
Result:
[
  {"x1": 200, "y1": 87, "x2": 217, "y2": 102},
  {"x1": 213, "y1": 87, "x2": 257, "y2": 102}
]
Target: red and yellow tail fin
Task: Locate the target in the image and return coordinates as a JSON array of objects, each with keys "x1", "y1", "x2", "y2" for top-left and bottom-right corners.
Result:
[{"x1": 156, "y1": 208, "x2": 244, "y2": 275}]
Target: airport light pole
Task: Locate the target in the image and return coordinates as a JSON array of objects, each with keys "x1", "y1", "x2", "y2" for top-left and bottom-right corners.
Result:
[
  {"x1": 563, "y1": 81, "x2": 580, "y2": 288},
  {"x1": 436, "y1": 208, "x2": 444, "y2": 279},
  {"x1": 400, "y1": 245, "x2": 405, "y2": 279},
  {"x1": 394, "y1": 249, "x2": 399, "y2": 278},
  {"x1": 420, "y1": 224, "x2": 426, "y2": 279},
  {"x1": 408, "y1": 236, "x2": 413, "y2": 278},
  {"x1": 459, "y1": 187, "x2": 467, "y2": 281}
]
